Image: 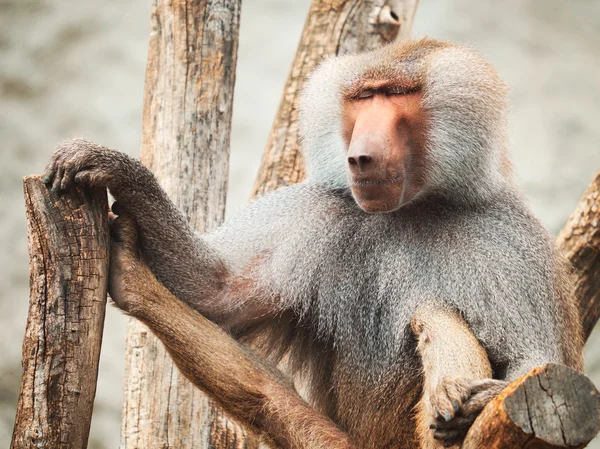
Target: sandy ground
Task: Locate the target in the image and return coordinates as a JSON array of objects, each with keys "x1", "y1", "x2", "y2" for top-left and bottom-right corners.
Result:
[{"x1": 0, "y1": 1, "x2": 599, "y2": 448}]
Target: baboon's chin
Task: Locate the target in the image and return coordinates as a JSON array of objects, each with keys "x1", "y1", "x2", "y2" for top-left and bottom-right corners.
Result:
[{"x1": 351, "y1": 185, "x2": 404, "y2": 214}]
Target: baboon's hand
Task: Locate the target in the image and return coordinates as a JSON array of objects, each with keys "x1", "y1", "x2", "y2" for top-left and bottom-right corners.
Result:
[
  {"x1": 43, "y1": 138, "x2": 134, "y2": 192},
  {"x1": 429, "y1": 377, "x2": 508, "y2": 447},
  {"x1": 109, "y1": 212, "x2": 157, "y2": 315}
]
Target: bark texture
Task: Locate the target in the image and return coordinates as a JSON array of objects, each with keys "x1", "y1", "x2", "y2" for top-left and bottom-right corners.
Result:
[
  {"x1": 557, "y1": 170, "x2": 600, "y2": 339},
  {"x1": 120, "y1": 0, "x2": 248, "y2": 448},
  {"x1": 11, "y1": 176, "x2": 109, "y2": 449},
  {"x1": 463, "y1": 364, "x2": 600, "y2": 449},
  {"x1": 251, "y1": 0, "x2": 420, "y2": 198}
]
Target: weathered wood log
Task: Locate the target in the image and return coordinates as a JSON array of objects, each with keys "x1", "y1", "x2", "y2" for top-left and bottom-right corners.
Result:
[
  {"x1": 120, "y1": 0, "x2": 247, "y2": 448},
  {"x1": 462, "y1": 363, "x2": 600, "y2": 449},
  {"x1": 251, "y1": 0, "x2": 420, "y2": 198},
  {"x1": 11, "y1": 176, "x2": 109, "y2": 449},
  {"x1": 557, "y1": 170, "x2": 600, "y2": 340}
]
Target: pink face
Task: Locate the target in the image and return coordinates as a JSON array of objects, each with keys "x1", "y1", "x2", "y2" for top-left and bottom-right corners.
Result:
[{"x1": 342, "y1": 82, "x2": 428, "y2": 213}]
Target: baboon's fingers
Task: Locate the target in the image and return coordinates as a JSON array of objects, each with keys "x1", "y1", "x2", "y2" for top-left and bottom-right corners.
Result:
[
  {"x1": 442, "y1": 377, "x2": 471, "y2": 409},
  {"x1": 431, "y1": 383, "x2": 455, "y2": 422},
  {"x1": 430, "y1": 415, "x2": 473, "y2": 431},
  {"x1": 52, "y1": 166, "x2": 64, "y2": 192},
  {"x1": 74, "y1": 169, "x2": 111, "y2": 187},
  {"x1": 43, "y1": 160, "x2": 56, "y2": 185},
  {"x1": 432, "y1": 427, "x2": 466, "y2": 447},
  {"x1": 60, "y1": 166, "x2": 76, "y2": 191},
  {"x1": 431, "y1": 377, "x2": 473, "y2": 423}
]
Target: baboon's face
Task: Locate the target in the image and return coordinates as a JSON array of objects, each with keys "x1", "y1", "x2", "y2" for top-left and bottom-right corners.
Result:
[{"x1": 342, "y1": 82, "x2": 427, "y2": 213}]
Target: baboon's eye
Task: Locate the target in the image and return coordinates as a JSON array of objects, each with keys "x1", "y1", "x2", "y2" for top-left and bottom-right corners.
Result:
[{"x1": 357, "y1": 89, "x2": 375, "y2": 99}]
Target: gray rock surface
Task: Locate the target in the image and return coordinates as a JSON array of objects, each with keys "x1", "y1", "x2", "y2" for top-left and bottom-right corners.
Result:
[{"x1": 0, "y1": 1, "x2": 598, "y2": 448}]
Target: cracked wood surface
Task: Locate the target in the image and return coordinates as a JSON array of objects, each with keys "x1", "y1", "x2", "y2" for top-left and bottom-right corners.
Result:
[
  {"x1": 557, "y1": 170, "x2": 600, "y2": 340},
  {"x1": 11, "y1": 176, "x2": 109, "y2": 449},
  {"x1": 251, "y1": 0, "x2": 419, "y2": 199},
  {"x1": 121, "y1": 0, "x2": 250, "y2": 448},
  {"x1": 463, "y1": 364, "x2": 600, "y2": 449}
]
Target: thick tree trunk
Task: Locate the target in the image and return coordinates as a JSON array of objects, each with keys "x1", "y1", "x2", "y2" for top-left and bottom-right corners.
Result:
[
  {"x1": 11, "y1": 177, "x2": 109, "y2": 449},
  {"x1": 251, "y1": 0, "x2": 419, "y2": 198},
  {"x1": 462, "y1": 364, "x2": 600, "y2": 449},
  {"x1": 557, "y1": 171, "x2": 600, "y2": 339},
  {"x1": 120, "y1": 1, "x2": 244, "y2": 449}
]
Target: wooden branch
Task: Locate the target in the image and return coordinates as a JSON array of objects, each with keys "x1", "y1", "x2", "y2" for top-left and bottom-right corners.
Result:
[
  {"x1": 121, "y1": 1, "x2": 248, "y2": 448},
  {"x1": 11, "y1": 176, "x2": 109, "y2": 449},
  {"x1": 557, "y1": 170, "x2": 600, "y2": 339},
  {"x1": 463, "y1": 364, "x2": 600, "y2": 449},
  {"x1": 251, "y1": 0, "x2": 419, "y2": 198}
]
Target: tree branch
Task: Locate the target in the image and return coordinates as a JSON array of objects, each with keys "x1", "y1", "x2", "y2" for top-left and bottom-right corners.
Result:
[
  {"x1": 557, "y1": 170, "x2": 600, "y2": 339},
  {"x1": 11, "y1": 177, "x2": 109, "y2": 449},
  {"x1": 121, "y1": 0, "x2": 247, "y2": 448}
]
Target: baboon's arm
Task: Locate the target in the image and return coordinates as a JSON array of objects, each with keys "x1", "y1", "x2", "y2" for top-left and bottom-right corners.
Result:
[
  {"x1": 125, "y1": 273, "x2": 355, "y2": 449},
  {"x1": 411, "y1": 305, "x2": 507, "y2": 448}
]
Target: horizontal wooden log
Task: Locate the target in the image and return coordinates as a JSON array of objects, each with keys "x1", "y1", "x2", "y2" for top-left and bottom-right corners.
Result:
[
  {"x1": 11, "y1": 176, "x2": 109, "y2": 449},
  {"x1": 462, "y1": 363, "x2": 600, "y2": 449},
  {"x1": 557, "y1": 170, "x2": 600, "y2": 339}
]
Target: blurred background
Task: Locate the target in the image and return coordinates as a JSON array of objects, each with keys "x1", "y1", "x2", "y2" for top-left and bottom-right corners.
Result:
[{"x1": 1, "y1": 1, "x2": 599, "y2": 448}]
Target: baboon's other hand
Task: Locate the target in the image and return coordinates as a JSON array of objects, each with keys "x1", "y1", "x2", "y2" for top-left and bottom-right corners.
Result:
[
  {"x1": 429, "y1": 377, "x2": 508, "y2": 447},
  {"x1": 108, "y1": 212, "x2": 157, "y2": 315}
]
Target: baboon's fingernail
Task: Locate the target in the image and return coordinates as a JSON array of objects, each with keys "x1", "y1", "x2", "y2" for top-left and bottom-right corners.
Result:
[
  {"x1": 443, "y1": 411, "x2": 452, "y2": 422},
  {"x1": 452, "y1": 400, "x2": 459, "y2": 412}
]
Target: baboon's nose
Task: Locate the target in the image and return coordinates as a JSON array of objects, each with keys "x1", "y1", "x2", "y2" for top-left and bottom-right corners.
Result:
[{"x1": 348, "y1": 154, "x2": 373, "y2": 169}]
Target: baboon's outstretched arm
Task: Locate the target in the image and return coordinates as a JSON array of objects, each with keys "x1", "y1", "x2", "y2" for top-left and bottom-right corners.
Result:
[{"x1": 43, "y1": 139, "x2": 229, "y2": 308}]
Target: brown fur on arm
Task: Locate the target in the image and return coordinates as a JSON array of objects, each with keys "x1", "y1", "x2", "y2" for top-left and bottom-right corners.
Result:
[{"x1": 137, "y1": 285, "x2": 354, "y2": 449}]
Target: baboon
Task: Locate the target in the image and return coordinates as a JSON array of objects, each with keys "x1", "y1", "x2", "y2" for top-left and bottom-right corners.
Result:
[{"x1": 43, "y1": 38, "x2": 584, "y2": 448}]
